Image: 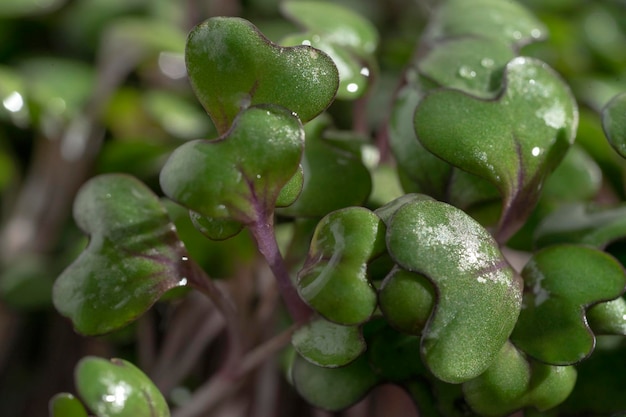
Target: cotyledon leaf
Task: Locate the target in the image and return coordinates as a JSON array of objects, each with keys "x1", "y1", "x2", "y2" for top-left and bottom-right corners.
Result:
[
  {"x1": 291, "y1": 316, "x2": 365, "y2": 368},
  {"x1": 185, "y1": 16, "x2": 339, "y2": 133},
  {"x1": 159, "y1": 105, "x2": 304, "y2": 225},
  {"x1": 424, "y1": 0, "x2": 548, "y2": 48},
  {"x1": 511, "y1": 244, "x2": 626, "y2": 365},
  {"x1": 53, "y1": 174, "x2": 190, "y2": 335},
  {"x1": 415, "y1": 56, "x2": 578, "y2": 242},
  {"x1": 463, "y1": 341, "x2": 577, "y2": 416},
  {"x1": 297, "y1": 207, "x2": 386, "y2": 325},
  {"x1": 386, "y1": 198, "x2": 522, "y2": 383},
  {"x1": 75, "y1": 357, "x2": 169, "y2": 417},
  {"x1": 602, "y1": 91, "x2": 626, "y2": 158}
]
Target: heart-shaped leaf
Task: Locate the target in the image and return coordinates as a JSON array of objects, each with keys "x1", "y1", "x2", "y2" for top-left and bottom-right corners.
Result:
[
  {"x1": 185, "y1": 17, "x2": 339, "y2": 133},
  {"x1": 602, "y1": 91, "x2": 626, "y2": 158},
  {"x1": 291, "y1": 353, "x2": 379, "y2": 411},
  {"x1": 534, "y1": 203, "x2": 626, "y2": 249},
  {"x1": 297, "y1": 207, "x2": 386, "y2": 325},
  {"x1": 424, "y1": 0, "x2": 547, "y2": 48},
  {"x1": 49, "y1": 393, "x2": 88, "y2": 417},
  {"x1": 415, "y1": 57, "x2": 578, "y2": 242},
  {"x1": 464, "y1": 341, "x2": 577, "y2": 416},
  {"x1": 386, "y1": 198, "x2": 522, "y2": 383},
  {"x1": 160, "y1": 105, "x2": 304, "y2": 225},
  {"x1": 292, "y1": 316, "x2": 365, "y2": 368},
  {"x1": 75, "y1": 357, "x2": 169, "y2": 417},
  {"x1": 53, "y1": 174, "x2": 190, "y2": 335},
  {"x1": 511, "y1": 245, "x2": 626, "y2": 364},
  {"x1": 276, "y1": 115, "x2": 371, "y2": 217},
  {"x1": 378, "y1": 268, "x2": 435, "y2": 336}
]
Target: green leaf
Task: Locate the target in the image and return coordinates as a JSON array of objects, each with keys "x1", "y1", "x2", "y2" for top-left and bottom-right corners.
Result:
[
  {"x1": 414, "y1": 57, "x2": 578, "y2": 242},
  {"x1": 534, "y1": 203, "x2": 626, "y2": 249},
  {"x1": 75, "y1": 357, "x2": 169, "y2": 417},
  {"x1": 511, "y1": 245, "x2": 626, "y2": 364},
  {"x1": 160, "y1": 105, "x2": 304, "y2": 225},
  {"x1": 425, "y1": 0, "x2": 548, "y2": 48},
  {"x1": 540, "y1": 145, "x2": 602, "y2": 203},
  {"x1": 588, "y1": 297, "x2": 626, "y2": 335},
  {"x1": 281, "y1": 0, "x2": 379, "y2": 56},
  {"x1": 602, "y1": 91, "x2": 626, "y2": 158},
  {"x1": 389, "y1": 84, "x2": 451, "y2": 201},
  {"x1": 291, "y1": 317, "x2": 365, "y2": 367},
  {"x1": 276, "y1": 116, "x2": 371, "y2": 217},
  {"x1": 464, "y1": 341, "x2": 577, "y2": 416},
  {"x1": 185, "y1": 17, "x2": 339, "y2": 133},
  {"x1": 418, "y1": 37, "x2": 515, "y2": 98},
  {"x1": 386, "y1": 199, "x2": 522, "y2": 383},
  {"x1": 49, "y1": 393, "x2": 88, "y2": 417},
  {"x1": 291, "y1": 353, "x2": 379, "y2": 411},
  {"x1": 53, "y1": 174, "x2": 190, "y2": 335},
  {"x1": 297, "y1": 207, "x2": 386, "y2": 325},
  {"x1": 378, "y1": 268, "x2": 435, "y2": 336}
]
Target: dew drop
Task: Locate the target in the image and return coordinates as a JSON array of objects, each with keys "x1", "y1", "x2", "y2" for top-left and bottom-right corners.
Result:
[
  {"x1": 301, "y1": 39, "x2": 312, "y2": 46},
  {"x1": 458, "y1": 66, "x2": 477, "y2": 79},
  {"x1": 360, "y1": 67, "x2": 370, "y2": 77},
  {"x1": 346, "y1": 83, "x2": 359, "y2": 93},
  {"x1": 480, "y1": 58, "x2": 494, "y2": 69},
  {"x1": 531, "y1": 146, "x2": 541, "y2": 157},
  {"x1": 256, "y1": 174, "x2": 262, "y2": 179},
  {"x1": 512, "y1": 31, "x2": 523, "y2": 40},
  {"x1": 530, "y1": 28, "x2": 542, "y2": 39}
]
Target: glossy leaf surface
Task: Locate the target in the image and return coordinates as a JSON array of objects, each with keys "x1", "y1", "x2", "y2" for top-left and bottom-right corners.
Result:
[
  {"x1": 75, "y1": 357, "x2": 169, "y2": 417},
  {"x1": 185, "y1": 17, "x2": 339, "y2": 133},
  {"x1": 298, "y1": 207, "x2": 386, "y2": 325},
  {"x1": 418, "y1": 37, "x2": 515, "y2": 98},
  {"x1": 292, "y1": 317, "x2": 365, "y2": 367},
  {"x1": 511, "y1": 245, "x2": 626, "y2": 364},
  {"x1": 291, "y1": 353, "x2": 379, "y2": 411},
  {"x1": 425, "y1": 0, "x2": 548, "y2": 48},
  {"x1": 160, "y1": 106, "x2": 304, "y2": 225},
  {"x1": 415, "y1": 57, "x2": 578, "y2": 242},
  {"x1": 386, "y1": 199, "x2": 522, "y2": 383},
  {"x1": 276, "y1": 116, "x2": 371, "y2": 217},
  {"x1": 49, "y1": 393, "x2": 88, "y2": 417},
  {"x1": 464, "y1": 342, "x2": 576, "y2": 416},
  {"x1": 53, "y1": 174, "x2": 189, "y2": 335},
  {"x1": 602, "y1": 91, "x2": 626, "y2": 158}
]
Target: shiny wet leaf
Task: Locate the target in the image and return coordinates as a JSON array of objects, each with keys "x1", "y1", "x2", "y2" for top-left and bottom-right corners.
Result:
[{"x1": 53, "y1": 174, "x2": 190, "y2": 335}]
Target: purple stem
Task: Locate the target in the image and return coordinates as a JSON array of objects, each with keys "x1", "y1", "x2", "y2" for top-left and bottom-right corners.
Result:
[{"x1": 249, "y1": 215, "x2": 313, "y2": 324}]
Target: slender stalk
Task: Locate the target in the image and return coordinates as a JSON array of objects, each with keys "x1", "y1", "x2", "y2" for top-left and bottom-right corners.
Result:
[
  {"x1": 184, "y1": 258, "x2": 243, "y2": 373},
  {"x1": 249, "y1": 216, "x2": 313, "y2": 324},
  {"x1": 173, "y1": 325, "x2": 297, "y2": 417}
]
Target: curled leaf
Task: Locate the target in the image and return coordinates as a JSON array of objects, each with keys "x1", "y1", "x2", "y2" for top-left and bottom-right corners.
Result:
[
  {"x1": 386, "y1": 198, "x2": 521, "y2": 383},
  {"x1": 298, "y1": 207, "x2": 386, "y2": 325}
]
